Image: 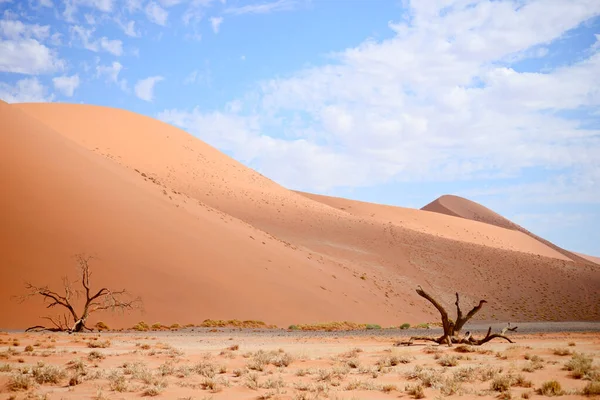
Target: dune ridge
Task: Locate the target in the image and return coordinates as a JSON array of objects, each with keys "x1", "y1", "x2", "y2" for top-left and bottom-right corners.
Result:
[
  {"x1": 1, "y1": 101, "x2": 598, "y2": 330},
  {"x1": 421, "y1": 195, "x2": 598, "y2": 265}
]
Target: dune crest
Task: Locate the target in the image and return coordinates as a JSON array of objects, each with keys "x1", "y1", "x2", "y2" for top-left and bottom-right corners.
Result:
[{"x1": 422, "y1": 195, "x2": 597, "y2": 265}]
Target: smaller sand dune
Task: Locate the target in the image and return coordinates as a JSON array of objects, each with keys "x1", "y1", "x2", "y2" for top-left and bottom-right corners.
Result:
[
  {"x1": 296, "y1": 192, "x2": 570, "y2": 261},
  {"x1": 422, "y1": 195, "x2": 597, "y2": 265}
]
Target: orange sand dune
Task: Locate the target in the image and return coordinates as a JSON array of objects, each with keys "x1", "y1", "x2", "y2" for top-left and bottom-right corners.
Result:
[
  {"x1": 295, "y1": 191, "x2": 569, "y2": 260},
  {"x1": 422, "y1": 195, "x2": 597, "y2": 265},
  {"x1": 2, "y1": 102, "x2": 599, "y2": 330},
  {"x1": 0, "y1": 100, "x2": 422, "y2": 329}
]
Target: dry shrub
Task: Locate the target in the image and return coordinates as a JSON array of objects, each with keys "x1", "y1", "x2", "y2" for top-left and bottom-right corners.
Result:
[
  {"x1": 194, "y1": 360, "x2": 217, "y2": 378},
  {"x1": 88, "y1": 350, "x2": 105, "y2": 361},
  {"x1": 438, "y1": 354, "x2": 459, "y2": 367},
  {"x1": 199, "y1": 319, "x2": 274, "y2": 329},
  {"x1": 407, "y1": 365, "x2": 444, "y2": 388},
  {"x1": 552, "y1": 348, "x2": 572, "y2": 356},
  {"x1": 491, "y1": 375, "x2": 512, "y2": 392},
  {"x1": 405, "y1": 383, "x2": 425, "y2": 399},
  {"x1": 537, "y1": 380, "x2": 563, "y2": 396},
  {"x1": 377, "y1": 353, "x2": 411, "y2": 368},
  {"x1": 132, "y1": 321, "x2": 149, "y2": 331},
  {"x1": 522, "y1": 359, "x2": 544, "y2": 372},
  {"x1": 564, "y1": 353, "x2": 594, "y2": 379},
  {"x1": 582, "y1": 380, "x2": 600, "y2": 396},
  {"x1": 7, "y1": 373, "x2": 35, "y2": 391},
  {"x1": 455, "y1": 345, "x2": 475, "y2": 353},
  {"x1": 32, "y1": 363, "x2": 66, "y2": 384},
  {"x1": 88, "y1": 339, "x2": 111, "y2": 348},
  {"x1": 95, "y1": 321, "x2": 109, "y2": 330},
  {"x1": 108, "y1": 370, "x2": 128, "y2": 392}
]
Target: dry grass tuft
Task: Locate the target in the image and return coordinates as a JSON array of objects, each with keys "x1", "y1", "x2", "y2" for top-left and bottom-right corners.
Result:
[
  {"x1": 582, "y1": 380, "x2": 600, "y2": 396},
  {"x1": 7, "y1": 373, "x2": 35, "y2": 391},
  {"x1": 405, "y1": 383, "x2": 425, "y2": 398},
  {"x1": 537, "y1": 380, "x2": 563, "y2": 396},
  {"x1": 438, "y1": 354, "x2": 460, "y2": 367},
  {"x1": 552, "y1": 348, "x2": 572, "y2": 356},
  {"x1": 564, "y1": 353, "x2": 594, "y2": 379},
  {"x1": 88, "y1": 339, "x2": 111, "y2": 348}
]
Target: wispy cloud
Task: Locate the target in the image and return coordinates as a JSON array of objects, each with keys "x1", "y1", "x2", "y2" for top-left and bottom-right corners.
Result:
[
  {"x1": 210, "y1": 16, "x2": 222, "y2": 33},
  {"x1": 0, "y1": 77, "x2": 54, "y2": 103},
  {"x1": 135, "y1": 76, "x2": 164, "y2": 102},
  {"x1": 53, "y1": 74, "x2": 81, "y2": 97},
  {"x1": 160, "y1": 1, "x2": 600, "y2": 196},
  {"x1": 70, "y1": 26, "x2": 123, "y2": 55},
  {"x1": 96, "y1": 61, "x2": 128, "y2": 91},
  {"x1": 225, "y1": 0, "x2": 298, "y2": 15},
  {"x1": 145, "y1": 1, "x2": 168, "y2": 26}
]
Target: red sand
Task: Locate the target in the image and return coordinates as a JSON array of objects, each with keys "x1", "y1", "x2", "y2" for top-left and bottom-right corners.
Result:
[{"x1": 1, "y1": 101, "x2": 598, "y2": 330}]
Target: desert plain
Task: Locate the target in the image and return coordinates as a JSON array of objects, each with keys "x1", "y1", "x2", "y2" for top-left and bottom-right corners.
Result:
[
  {"x1": 1, "y1": 325, "x2": 600, "y2": 399},
  {"x1": 1, "y1": 100, "x2": 600, "y2": 398}
]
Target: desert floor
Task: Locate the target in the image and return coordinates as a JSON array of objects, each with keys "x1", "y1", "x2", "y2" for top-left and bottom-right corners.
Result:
[{"x1": 1, "y1": 325, "x2": 600, "y2": 399}]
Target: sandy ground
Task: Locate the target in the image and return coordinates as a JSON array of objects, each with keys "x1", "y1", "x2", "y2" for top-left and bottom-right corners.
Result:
[
  {"x1": 0, "y1": 327, "x2": 599, "y2": 399},
  {"x1": 2, "y1": 101, "x2": 599, "y2": 331}
]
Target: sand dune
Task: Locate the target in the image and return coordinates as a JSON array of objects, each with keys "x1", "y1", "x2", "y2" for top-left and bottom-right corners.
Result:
[
  {"x1": 1, "y1": 102, "x2": 599, "y2": 330},
  {"x1": 422, "y1": 195, "x2": 597, "y2": 265},
  {"x1": 0, "y1": 101, "x2": 421, "y2": 329}
]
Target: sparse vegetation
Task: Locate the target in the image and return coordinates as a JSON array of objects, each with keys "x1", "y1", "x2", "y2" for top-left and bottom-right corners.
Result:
[
  {"x1": 582, "y1": 380, "x2": 600, "y2": 396},
  {"x1": 564, "y1": 352, "x2": 594, "y2": 379},
  {"x1": 537, "y1": 380, "x2": 563, "y2": 396},
  {"x1": 88, "y1": 339, "x2": 111, "y2": 348},
  {"x1": 7, "y1": 373, "x2": 35, "y2": 391},
  {"x1": 405, "y1": 383, "x2": 425, "y2": 398}
]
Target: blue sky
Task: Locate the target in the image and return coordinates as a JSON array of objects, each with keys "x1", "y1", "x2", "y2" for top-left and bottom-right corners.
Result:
[{"x1": 1, "y1": 0, "x2": 599, "y2": 256}]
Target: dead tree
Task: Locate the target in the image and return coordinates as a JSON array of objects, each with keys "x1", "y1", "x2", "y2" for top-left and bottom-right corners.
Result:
[
  {"x1": 399, "y1": 285, "x2": 516, "y2": 347},
  {"x1": 18, "y1": 254, "x2": 142, "y2": 333}
]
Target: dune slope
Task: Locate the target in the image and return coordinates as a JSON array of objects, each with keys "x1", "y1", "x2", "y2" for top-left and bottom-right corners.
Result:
[
  {"x1": 0, "y1": 100, "x2": 423, "y2": 329},
  {"x1": 4, "y1": 102, "x2": 600, "y2": 328},
  {"x1": 421, "y1": 195, "x2": 596, "y2": 265}
]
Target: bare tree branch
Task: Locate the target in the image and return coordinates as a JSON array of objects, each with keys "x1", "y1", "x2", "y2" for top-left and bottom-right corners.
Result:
[
  {"x1": 404, "y1": 285, "x2": 516, "y2": 347},
  {"x1": 19, "y1": 254, "x2": 142, "y2": 333}
]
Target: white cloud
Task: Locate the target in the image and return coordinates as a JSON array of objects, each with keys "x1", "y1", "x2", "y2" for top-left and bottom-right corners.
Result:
[
  {"x1": 0, "y1": 77, "x2": 54, "y2": 103},
  {"x1": 183, "y1": 66, "x2": 211, "y2": 85},
  {"x1": 39, "y1": 0, "x2": 53, "y2": 7},
  {"x1": 84, "y1": 13, "x2": 95, "y2": 24},
  {"x1": 225, "y1": 0, "x2": 298, "y2": 15},
  {"x1": 70, "y1": 25, "x2": 123, "y2": 55},
  {"x1": 0, "y1": 19, "x2": 50, "y2": 40},
  {"x1": 0, "y1": 38, "x2": 64, "y2": 74},
  {"x1": 124, "y1": 0, "x2": 142, "y2": 13},
  {"x1": 52, "y1": 74, "x2": 80, "y2": 97},
  {"x1": 96, "y1": 61, "x2": 128, "y2": 91},
  {"x1": 99, "y1": 36, "x2": 123, "y2": 55},
  {"x1": 61, "y1": 0, "x2": 114, "y2": 22},
  {"x1": 159, "y1": 0, "x2": 600, "y2": 198},
  {"x1": 210, "y1": 16, "x2": 222, "y2": 33},
  {"x1": 135, "y1": 76, "x2": 163, "y2": 101},
  {"x1": 117, "y1": 19, "x2": 139, "y2": 37},
  {"x1": 145, "y1": 1, "x2": 168, "y2": 26}
]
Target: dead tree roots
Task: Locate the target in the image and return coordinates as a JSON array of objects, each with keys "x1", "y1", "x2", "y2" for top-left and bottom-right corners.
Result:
[{"x1": 398, "y1": 285, "x2": 517, "y2": 347}]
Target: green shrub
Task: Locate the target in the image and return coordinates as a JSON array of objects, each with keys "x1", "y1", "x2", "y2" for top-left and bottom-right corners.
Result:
[{"x1": 400, "y1": 323, "x2": 411, "y2": 329}]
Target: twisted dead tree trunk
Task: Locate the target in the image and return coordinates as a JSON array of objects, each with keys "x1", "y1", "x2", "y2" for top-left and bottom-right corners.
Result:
[
  {"x1": 399, "y1": 285, "x2": 516, "y2": 347},
  {"x1": 18, "y1": 254, "x2": 142, "y2": 333}
]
